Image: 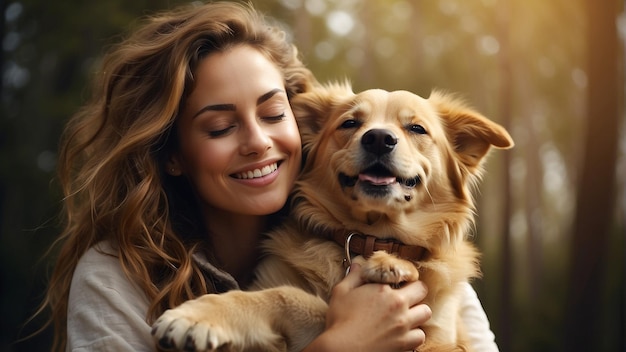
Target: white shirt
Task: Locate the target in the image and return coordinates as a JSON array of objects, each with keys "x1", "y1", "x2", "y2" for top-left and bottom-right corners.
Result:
[
  {"x1": 66, "y1": 242, "x2": 499, "y2": 351},
  {"x1": 67, "y1": 242, "x2": 153, "y2": 351}
]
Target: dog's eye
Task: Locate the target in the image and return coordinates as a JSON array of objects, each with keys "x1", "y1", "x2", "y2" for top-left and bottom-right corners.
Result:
[
  {"x1": 339, "y1": 119, "x2": 360, "y2": 129},
  {"x1": 409, "y1": 124, "x2": 427, "y2": 134}
]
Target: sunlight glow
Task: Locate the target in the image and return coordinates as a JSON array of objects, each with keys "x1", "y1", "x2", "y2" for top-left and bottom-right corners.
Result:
[
  {"x1": 305, "y1": 0, "x2": 327, "y2": 15},
  {"x1": 571, "y1": 68, "x2": 587, "y2": 89},
  {"x1": 540, "y1": 143, "x2": 567, "y2": 194},
  {"x1": 391, "y1": 1, "x2": 413, "y2": 21},
  {"x1": 37, "y1": 150, "x2": 56, "y2": 172},
  {"x1": 438, "y1": 0, "x2": 459, "y2": 15},
  {"x1": 326, "y1": 10, "x2": 354, "y2": 36},
  {"x1": 3, "y1": 61, "x2": 29, "y2": 88},
  {"x1": 279, "y1": 0, "x2": 303, "y2": 10},
  {"x1": 5, "y1": 2, "x2": 23, "y2": 22},
  {"x1": 315, "y1": 41, "x2": 336, "y2": 61},
  {"x1": 477, "y1": 35, "x2": 500, "y2": 55}
]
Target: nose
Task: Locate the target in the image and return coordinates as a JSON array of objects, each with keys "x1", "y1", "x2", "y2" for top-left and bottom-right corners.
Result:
[
  {"x1": 361, "y1": 129, "x2": 397, "y2": 155},
  {"x1": 240, "y1": 120, "x2": 271, "y2": 156}
]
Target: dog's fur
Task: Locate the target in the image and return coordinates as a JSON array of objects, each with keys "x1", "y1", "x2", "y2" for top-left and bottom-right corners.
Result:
[{"x1": 152, "y1": 83, "x2": 514, "y2": 352}]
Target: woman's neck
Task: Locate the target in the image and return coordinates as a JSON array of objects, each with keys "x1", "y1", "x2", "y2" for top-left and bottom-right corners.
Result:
[{"x1": 203, "y1": 208, "x2": 267, "y2": 286}]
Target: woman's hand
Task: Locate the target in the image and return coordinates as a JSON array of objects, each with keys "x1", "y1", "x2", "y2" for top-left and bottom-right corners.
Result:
[{"x1": 304, "y1": 263, "x2": 432, "y2": 352}]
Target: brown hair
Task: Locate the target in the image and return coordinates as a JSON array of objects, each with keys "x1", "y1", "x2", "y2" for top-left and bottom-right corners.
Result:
[{"x1": 39, "y1": 2, "x2": 315, "y2": 350}]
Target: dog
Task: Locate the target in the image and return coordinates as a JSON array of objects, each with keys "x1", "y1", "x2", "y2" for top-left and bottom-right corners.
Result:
[{"x1": 151, "y1": 82, "x2": 514, "y2": 352}]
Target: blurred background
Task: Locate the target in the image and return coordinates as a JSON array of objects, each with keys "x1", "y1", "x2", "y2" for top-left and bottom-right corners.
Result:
[{"x1": 1, "y1": 0, "x2": 624, "y2": 351}]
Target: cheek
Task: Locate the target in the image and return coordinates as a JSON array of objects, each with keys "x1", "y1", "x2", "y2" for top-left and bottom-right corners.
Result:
[
  {"x1": 279, "y1": 121, "x2": 303, "y2": 187},
  {"x1": 279, "y1": 119, "x2": 303, "y2": 159},
  {"x1": 179, "y1": 135, "x2": 234, "y2": 177},
  {"x1": 288, "y1": 126, "x2": 303, "y2": 157}
]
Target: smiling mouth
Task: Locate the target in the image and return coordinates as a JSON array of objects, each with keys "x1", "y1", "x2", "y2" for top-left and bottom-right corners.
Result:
[
  {"x1": 338, "y1": 163, "x2": 421, "y2": 189},
  {"x1": 233, "y1": 162, "x2": 279, "y2": 179}
]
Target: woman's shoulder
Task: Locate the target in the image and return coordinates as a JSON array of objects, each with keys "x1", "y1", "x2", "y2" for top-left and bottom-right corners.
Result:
[
  {"x1": 72, "y1": 241, "x2": 125, "y2": 288},
  {"x1": 67, "y1": 240, "x2": 154, "y2": 351},
  {"x1": 71, "y1": 240, "x2": 144, "y2": 299},
  {"x1": 76, "y1": 241, "x2": 121, "y2": 272},
  {"x1": 75, "y1": 240, "x2": 118, "y2": 267}
]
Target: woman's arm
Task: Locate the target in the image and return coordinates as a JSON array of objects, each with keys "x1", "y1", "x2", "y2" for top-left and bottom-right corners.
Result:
[
  {"x1": 460, "y1": 282, "x2": 499, "y2": 352},
  {"x1": 303, "y1": 263, "x2": 432, "y2": 352}
]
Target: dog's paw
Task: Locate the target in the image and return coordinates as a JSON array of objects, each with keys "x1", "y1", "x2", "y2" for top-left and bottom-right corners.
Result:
[
  {"x1": 151, "y1": 317, "x2": 222, "y2": 351},
  {"x1": 361, "y1": 251, "x2": 419, "y2": 286},
  {"x1": 151, "y1": 303, "x2": 227, "y2": 351},
  {"x1": 151, "y1": 290, "x2": 293, "y2": 352}
]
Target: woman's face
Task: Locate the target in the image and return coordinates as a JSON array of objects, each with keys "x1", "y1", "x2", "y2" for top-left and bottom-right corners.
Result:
[{"x1": 169, "y1": 45, "x2": 302, "y2": 218}]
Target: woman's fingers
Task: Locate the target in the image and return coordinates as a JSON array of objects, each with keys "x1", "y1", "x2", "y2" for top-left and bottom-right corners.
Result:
[
  {"x1": 334, "y1": 263, "x2": 365, "y2": 291},
  {"x1": 398, "y1": 279, "x2": 429, "y2": 307}
]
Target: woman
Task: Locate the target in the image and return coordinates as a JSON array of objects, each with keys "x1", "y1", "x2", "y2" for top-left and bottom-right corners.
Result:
[{"x1": 39, "y1": 2, "x2": 496, "y2": 351}]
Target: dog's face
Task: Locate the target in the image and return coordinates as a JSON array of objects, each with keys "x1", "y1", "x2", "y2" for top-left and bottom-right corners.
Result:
[{"x1": 291, "y1": 83, "x2": 513, "y2": 245}]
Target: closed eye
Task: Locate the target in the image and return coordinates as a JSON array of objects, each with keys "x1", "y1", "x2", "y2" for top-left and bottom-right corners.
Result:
[
  {"x1": 263, "y1": 112, "x2": 286, "y2": 121},
  {"x1": 207, "y1": 126, "x2": 235, "y2": 138}
]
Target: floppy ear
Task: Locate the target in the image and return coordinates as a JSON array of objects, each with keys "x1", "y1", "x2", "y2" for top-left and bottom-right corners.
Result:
[
  {"x1": 291, "y1": 81, "x2": 354, "y2": 152},
  {"x1": 429, "y1": 91, "x2": 514, "y2": 173}
]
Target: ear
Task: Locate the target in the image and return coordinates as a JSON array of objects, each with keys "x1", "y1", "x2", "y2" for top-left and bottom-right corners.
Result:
[
  {"x1": 291, "y1": 81, "x2": 355, "y2": 150},
  {"x1": 429, "y1": 91, "x2": 514, "y2": 172},
  {"x1": 165, "y1": 153, "x2": 183, "y2": 176}
]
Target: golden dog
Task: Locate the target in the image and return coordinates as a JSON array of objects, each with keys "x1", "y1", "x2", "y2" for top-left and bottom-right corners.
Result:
[{"x1": 152, "y1": 83, "x2": 514, "y2": 352}]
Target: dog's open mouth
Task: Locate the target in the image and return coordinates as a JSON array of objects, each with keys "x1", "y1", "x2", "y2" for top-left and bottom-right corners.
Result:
[{"x1": 338, "y1": 163, "x2": 421, "y2": 190}]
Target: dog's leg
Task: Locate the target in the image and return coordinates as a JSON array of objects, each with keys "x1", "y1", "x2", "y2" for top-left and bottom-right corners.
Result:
[
  {"x1": 357, "y1": 251, "x2": 420, "y2": 286},
  {"x1": 152, "y1": 286, "x2": 327, "y2": 352}
]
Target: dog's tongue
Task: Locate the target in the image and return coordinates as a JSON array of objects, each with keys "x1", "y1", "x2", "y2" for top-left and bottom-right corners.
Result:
[{"x1": 359, "y1": 173, "x2": 396, "y2": 185}]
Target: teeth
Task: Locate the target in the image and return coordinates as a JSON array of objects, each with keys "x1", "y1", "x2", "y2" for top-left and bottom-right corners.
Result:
[{"x1": 235, "y1": 162, "x2": 278, "y2": 179}]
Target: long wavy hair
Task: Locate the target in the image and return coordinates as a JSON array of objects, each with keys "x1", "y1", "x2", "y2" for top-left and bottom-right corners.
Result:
[{"x1": 38, "y1": 2, "x2": 316, "y2": 350}]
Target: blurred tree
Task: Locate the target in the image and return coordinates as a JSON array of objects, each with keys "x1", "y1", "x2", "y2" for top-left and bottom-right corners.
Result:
[
  {"x1": 563, "y1": 0, "x2": 621, "y2": 351},
  {"x1": 494, "y1": 2, "x2": 514, "y2": 350}
]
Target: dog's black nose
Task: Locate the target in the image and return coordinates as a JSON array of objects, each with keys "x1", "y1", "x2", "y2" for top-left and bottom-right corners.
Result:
[{"x1": 361, "y1": 129, "x2": 397, "y2": 155}]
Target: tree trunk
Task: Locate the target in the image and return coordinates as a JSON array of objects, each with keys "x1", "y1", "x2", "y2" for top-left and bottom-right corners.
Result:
[
  {"x1": 496, "y1": 1, "x2": 513, "y2": 351},
  {"x1": 562, "y1": 0, "x2": 620, "y2": 350}
]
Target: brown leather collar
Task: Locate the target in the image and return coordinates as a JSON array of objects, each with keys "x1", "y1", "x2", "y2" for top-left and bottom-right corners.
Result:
[{"x1": 332, "y1": 231, "x2": 428, "y2": 262}]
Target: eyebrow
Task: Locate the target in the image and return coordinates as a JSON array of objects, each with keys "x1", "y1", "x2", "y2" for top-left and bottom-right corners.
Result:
[
  {"x1": 191, "y1": 103, "x2": 236, "y2": 119},
  {"x1": 192, "y1": 88, "x2": 285, "y2": 119},
  {"x1": 257, "y1": 88, "x2": 284, "y2": 105}
]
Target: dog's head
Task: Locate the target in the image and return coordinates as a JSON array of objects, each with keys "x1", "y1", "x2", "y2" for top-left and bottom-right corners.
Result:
[{"x1": 291, "y1": 82, "x2": 513, "y2": 247}]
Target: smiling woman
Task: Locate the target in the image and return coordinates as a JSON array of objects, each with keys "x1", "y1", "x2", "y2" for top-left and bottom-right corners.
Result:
[{"x1": 166, "y1": 45, "x2": 302, "y2": 219}]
